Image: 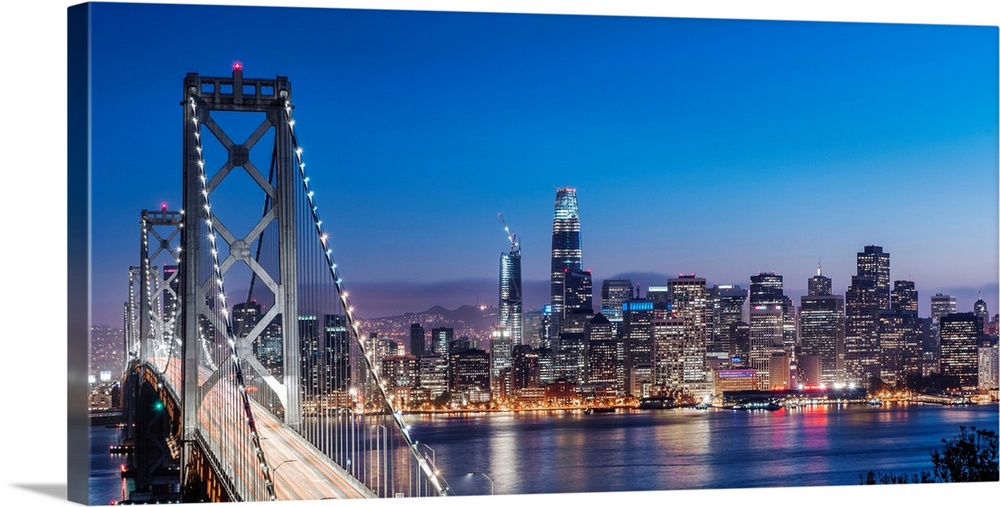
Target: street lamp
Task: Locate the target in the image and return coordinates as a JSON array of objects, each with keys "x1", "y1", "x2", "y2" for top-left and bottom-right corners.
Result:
[
  {"x1": 272, "y1": 459, "x2": 297, "y2": 472},
  {"x1": 466, "y1": 471, "x2": 494, "y2": 495}
]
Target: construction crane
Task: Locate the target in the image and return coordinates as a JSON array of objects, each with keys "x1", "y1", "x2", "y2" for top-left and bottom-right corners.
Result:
[{"x1": 498, "y1": 212, "x2": 519, "y2": 254}]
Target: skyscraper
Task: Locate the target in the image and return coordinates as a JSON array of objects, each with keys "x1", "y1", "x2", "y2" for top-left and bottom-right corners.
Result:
[
  {"x1": 748, "y1": 304, "x2": 783, "y2": 389},
  {"x1": 930, "y1": 293, "x2": 958, "y2": 356},
  {"x1": 707, "y1": 284, "x2": 747, "y2": 356},
  {"x1": 668, "y1": 275, "x2": 708, "y2": 387},
  {"x1": 601, "y1": 279, "x2": 633, "y2": 324},
  {"x1": 845, "y1": 275, "x2": 879, "y2": 387},
  {"x1": 800, "y1": 267, "x2": 845, "y2": 386},
  {"x1": 857, "y1": 245, "x2": 890, "y2": 310},
  {"x1": 622, "y1": 299, "x2": 655, "y2": 397},
  {"x1": 844, "y1": 245, "x2": 890, "y2": 388},
  {"x1": 750, "y1": 272, "x2": 795, "y2": 354},
  {"x1": 585, "y1": 313, "x2": 623, "y2": 393},
  {"x1": 410, "y1": 323, "x2": 426, "y2": 358},
  {"x1": 939, "y1": 312, "x2": 979, "y2": 389},
  {"x1": 749, "y1": 273, "x2": 786, "y2": 387},
  {"x1": 550, "y1": 187, "x2": 582, "y2": 337},
  {"x1": 562, "y1": 269, "x2": 594, "y2": 317},
  {"x1": 877, "y1": 280, "x2": 922, "y2": 387},
  {"x1": 431, "y1": 327, "x2": 454, "y2": 360},
  {"x1": 500, "y1": 244, "x2": 523, "y2": 346}
]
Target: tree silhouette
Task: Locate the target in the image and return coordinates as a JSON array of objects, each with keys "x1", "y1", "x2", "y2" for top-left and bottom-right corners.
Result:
[
  {"x1": 929, "y1": 426, "x2": 999, "y2": 482},
  {"x1": 862, "y1": 426, "x2": 998, "y2": 485}
]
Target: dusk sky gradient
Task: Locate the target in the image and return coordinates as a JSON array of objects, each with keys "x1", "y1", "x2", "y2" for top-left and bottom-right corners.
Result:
[{"x1": 87, "y1": 3, "x2": 998, "y2": 325}]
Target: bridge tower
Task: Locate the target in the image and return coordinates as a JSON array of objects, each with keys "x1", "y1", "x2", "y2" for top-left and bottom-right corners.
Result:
[
  {"x1": 180, "y1": 66, "x2": 302, "y2": 485},
  {"x1": 139, "y1": 207, "x2": 183, "y2": 366}
]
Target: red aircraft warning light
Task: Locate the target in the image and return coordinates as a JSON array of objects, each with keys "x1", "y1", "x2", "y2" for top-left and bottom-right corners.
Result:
[{"x1": 233, "y1": 61, "x2": 243, "y2": 72}]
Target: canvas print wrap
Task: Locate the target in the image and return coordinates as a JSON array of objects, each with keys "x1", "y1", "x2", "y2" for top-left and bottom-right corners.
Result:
[{"x1": 68, "y1": 2, "x2": 1000, "y2": 505}]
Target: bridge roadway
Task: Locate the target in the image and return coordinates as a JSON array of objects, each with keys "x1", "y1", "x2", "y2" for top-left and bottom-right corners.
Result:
[{"x1": 155, "y1": 358, "x2": 373, "y2": 501}]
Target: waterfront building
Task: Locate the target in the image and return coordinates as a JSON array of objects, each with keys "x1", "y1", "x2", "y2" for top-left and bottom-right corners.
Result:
[
  {"x1": 490, "y1": 327, "x2": 514, "y2": 396},
  {"x1": 800, "y1": 270, "x2": 844, "y2": 386},
  {"x1": 553, "y1": 332, "x2": 587, "y2": 384},
  {"x1": 979, "y1": 343, "x2": 999, "y2": 391},
  {"x1": 382, "y1": 355, "x2": 419, "y2": 390},
  {"x1": 749, "y1": 304, "x2": 783, "y2": 388},
  {"x1": 652, "y1": 317, "x2": 685, "y2": 390},
  {"x1": 939, "y1": 312, "x2": 979, "y2": 390},
  {"x1": 877, "y1": 309, "x2": 922, "y2": 387},
  {"x1": 845, "y1": 275, "x2": 879, "y2": 388},
  {"x1": 668, "y1": 275, "x2": 709, "y2": 387},
  {"x1": 622, "y1": 299, "x2": 655, "y2": 397},
  {"x1": 875, "y1": 281, "x2": 922, "y2": 387},
  {"x1": 713, "y1": 368, "x2": 760, "y2": 398},
  {"x1": 510, "y1": 344, "x2": 541, "y2": 401},
  {"x1": 550, "y1": 187, "x2": 582, "y2": 337},
  {"x1": 449, "y1": 348, "x2": 492, "y2": 401},
  {"x1": 586, "y1": 314, "x2": 624, "y2": 394},
  {"x1": 418, "y1": 355, "x2": 448, "y2": 400},
  {"x1": 769, "y1": 350, "x2": 791, "y2": 390}
]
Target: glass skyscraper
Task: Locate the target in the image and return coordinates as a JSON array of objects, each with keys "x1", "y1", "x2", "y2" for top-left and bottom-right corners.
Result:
[
  {"x1": 550, "y1": 187, "x2": 582, "y2": 337},
  {"x1": 500, "y1": 247, "x2": 523, "y2": 346}
]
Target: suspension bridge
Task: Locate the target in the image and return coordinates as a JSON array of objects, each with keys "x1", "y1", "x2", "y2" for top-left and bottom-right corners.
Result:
[{"x1": 116, "y1": 65, "x2": 452, "y2": 503}]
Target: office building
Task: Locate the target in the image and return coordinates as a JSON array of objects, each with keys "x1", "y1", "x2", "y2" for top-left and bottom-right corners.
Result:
[
  {"x1": 500, "y1": 243, "x2": 523, "y2": 346},
  {"x1": 410, "y1": 323, "x2": 426, "y2": 358},
  {"x1": 601, "y1": 279, "x2": 634, "y2": 324},
  {"x1": 939, "y1": 312, "x2": 979, "y2": 390},
  {"x1": 930, "y1": 293, "x2": 957, "y2": 354},
  {"x1": 857, "y1": 245, "x2": 891, "y2": 310},
  {"x1": 668, "y1": 275, "x2": 709, "y2": 386},
  {"x1": 622, "y1": 299, "x2": 655, "y2": 397},
  {"x1": 707, "y1": 284, "x2": 747, "y2": 356},
  {"x1": 800, "y1": 269, "x2": 844, "y2": 386},
  {"x1": 550, "y1": 187, "x2": 582, "y2": 337}
]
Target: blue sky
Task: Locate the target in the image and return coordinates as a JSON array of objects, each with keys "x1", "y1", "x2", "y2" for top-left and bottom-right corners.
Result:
[{"x1": 86, "y1": 3, "x2": 998, "y2": 323}]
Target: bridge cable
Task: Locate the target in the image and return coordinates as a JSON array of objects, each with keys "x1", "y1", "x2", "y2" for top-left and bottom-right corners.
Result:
[
  {"x1": 282, "y1": 101, "x2": 452, "y2": 496},
  {"x1": 189, "y1": 95, "x2": 279, "y2": 501}
]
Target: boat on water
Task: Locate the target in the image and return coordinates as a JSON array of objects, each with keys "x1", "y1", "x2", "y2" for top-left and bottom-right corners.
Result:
[
  {"x1": 732, "y1": 400, "x2": 782, "y2": 411},
  {"x1": 694, "y1": 402, "x2": 710, "y2": 410},
  {"x1": 868, "y1": 397, "x2": 883, "y2": 406},
  {"x1": 583, "y1": 407, "x2": 616, "y2": 414}
]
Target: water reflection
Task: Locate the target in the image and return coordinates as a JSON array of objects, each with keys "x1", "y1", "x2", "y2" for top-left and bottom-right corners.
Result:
[{"x1": 409, "y1": 404, "x2": 997, "y2": 495}]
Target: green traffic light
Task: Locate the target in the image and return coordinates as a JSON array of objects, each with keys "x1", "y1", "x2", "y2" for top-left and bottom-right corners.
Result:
[{"x1": 153, "y1": 400, "x2": 165, "y2": 411}]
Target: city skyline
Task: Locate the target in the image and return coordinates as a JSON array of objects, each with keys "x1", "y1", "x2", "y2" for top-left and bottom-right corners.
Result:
[{"x1": 85, "y1": 4, "x2": 998, "y2": 329}]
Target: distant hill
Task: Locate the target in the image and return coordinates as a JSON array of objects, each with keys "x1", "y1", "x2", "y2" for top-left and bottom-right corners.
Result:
[{"x1": 360, "y1": 304, "x2": 501, "y2": 345}]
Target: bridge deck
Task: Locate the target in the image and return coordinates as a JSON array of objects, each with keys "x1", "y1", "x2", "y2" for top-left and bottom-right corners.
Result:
[{"x1": 199, "y1": 374, "x2": 372, "y2": 501}]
